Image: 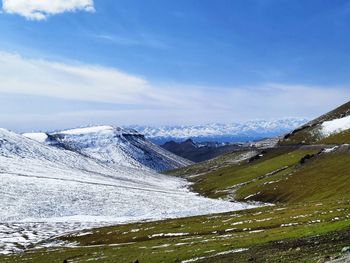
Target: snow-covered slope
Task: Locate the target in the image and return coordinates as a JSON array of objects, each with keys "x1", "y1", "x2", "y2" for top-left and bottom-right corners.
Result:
[
  {"x1": 24, "y1": 125, "x2": 192, "y2": 172},
  {"x1": 0, "y1": 128, "x2": 255, "y2": 253},
  {"x1": 130, "y1": 118, "x2": 308, "y2": 143}
]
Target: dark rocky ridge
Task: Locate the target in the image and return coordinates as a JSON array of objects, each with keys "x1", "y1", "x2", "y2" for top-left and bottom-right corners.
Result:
[{"x1": 161, "y1": 139, "x2": 244, "y2": 163}]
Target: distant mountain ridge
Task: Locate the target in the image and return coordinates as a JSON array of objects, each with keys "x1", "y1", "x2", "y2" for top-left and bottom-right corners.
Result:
[
  {"x1": 161, "y1": 139, "x2": 244, "y2": 163},
  {"x1": 129, "y1": 118, "x2": 308, "y2": 144}
]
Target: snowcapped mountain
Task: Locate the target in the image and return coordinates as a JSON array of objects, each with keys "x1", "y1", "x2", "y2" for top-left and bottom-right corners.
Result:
[
  {"x1": 0, "y1": 127, "x2": 254, "y2": 253},
  {"x1": 23, "y1": 125, "x2": 192, "y2": 172},
  {"x1": 129, "y1": 118, "x2": 308, "y2": 144}
]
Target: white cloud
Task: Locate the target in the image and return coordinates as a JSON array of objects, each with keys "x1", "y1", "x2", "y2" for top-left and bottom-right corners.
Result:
[
  {"x1": 2, "y1": 0, "x2": 94, "y2": 20},
  {"x1": 0, "y1": 52, "x2": 151, "y2": 104},
  {"x1": 0, "y1": 51, "x2": 349, "y2": 131}
]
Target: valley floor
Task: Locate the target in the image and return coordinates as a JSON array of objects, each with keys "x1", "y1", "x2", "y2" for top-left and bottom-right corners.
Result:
[{"x1": 1, "y1": 142, "x2": 350, "y2": 262}]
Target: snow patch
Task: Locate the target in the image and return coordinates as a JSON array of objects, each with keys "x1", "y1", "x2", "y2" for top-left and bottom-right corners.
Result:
[
  {"x1": 181, "y1": 248, "x2": 249, "y2": 262},
  {"x1": 149, "y1": 233, "x2": 189, "y2": 238},
  {"x1": 320, "y1": 116, "x2": 350, "y2": 137},
  {"x1": 59, "y1": 125, "x2": 115, "y2": 135},
  {"x1": 322, "y1": 146, "x2": 339, "y2": 153},
  {"x1": 22, "y1": 132, "x2": 48, "y2": 143}
]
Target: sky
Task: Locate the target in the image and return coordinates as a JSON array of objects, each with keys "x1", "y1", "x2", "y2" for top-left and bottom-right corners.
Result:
[{"x1": 0, "y1": 0, "x2": 349, "y2": 132}]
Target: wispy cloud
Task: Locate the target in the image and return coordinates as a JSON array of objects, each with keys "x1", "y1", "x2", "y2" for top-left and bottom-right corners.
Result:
[
  {"x1": 0, "y1": 51, "x2": 348, "y2": 131},
  {"x1": 1, "y1": 0, "x2": 94, "y2": 20},
  {"x1": 94, "y1": 33, "x2": 169, "y2": 49}
]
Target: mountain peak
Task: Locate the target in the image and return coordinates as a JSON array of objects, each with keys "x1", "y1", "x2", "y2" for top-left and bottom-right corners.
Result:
[{"x1": 23, "y1": 125, "x2": 192, "y2": 172}]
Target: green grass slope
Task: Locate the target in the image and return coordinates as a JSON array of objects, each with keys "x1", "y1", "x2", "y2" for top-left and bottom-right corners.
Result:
[
  {"x1": 167, "y1": 145, "x2": 350, "y2": 205},
  {"x1": 237, "y1": 149, "x2": 350, "y2": 203},
  {"x1": 319, "y1": 129, "x2": 350, "y2": 144},
  {"x1": 167, "y1": 146, "x2": 321, "y2": 200}
]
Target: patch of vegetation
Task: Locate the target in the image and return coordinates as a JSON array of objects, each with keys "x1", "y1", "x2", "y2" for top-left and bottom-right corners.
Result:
[
  {"x1": 199, "y1": 227, "x2": 350, "y2": 263},
  {"x1": 319, "y1": 129, "x2": 350, "y2": 144}
]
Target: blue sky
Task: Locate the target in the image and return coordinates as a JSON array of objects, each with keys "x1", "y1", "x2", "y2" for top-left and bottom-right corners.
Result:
[{"x1": 0, "y1": 0, "x2": 349, "y2": 131}]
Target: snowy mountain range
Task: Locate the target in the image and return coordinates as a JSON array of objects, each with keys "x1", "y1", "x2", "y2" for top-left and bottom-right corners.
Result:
[{"x1": 129, "y1": 118, "x2": 308, "y2": 144}]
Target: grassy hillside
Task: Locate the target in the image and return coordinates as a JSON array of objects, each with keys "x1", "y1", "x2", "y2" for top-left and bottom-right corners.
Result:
[
  {"x1": 167, "y1": 146, "x2": 321, "y2": 200},
  {"x1": 167, "y1": 145, "x2": 350, "y2": 204},
  {"x1": 236, "y1": 149, "x2": 350, "y2": 203}
]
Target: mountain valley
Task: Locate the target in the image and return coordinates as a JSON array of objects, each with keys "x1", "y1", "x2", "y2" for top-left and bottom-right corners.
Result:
[{"x1": 1, "y1": 102, "x2": 350, "y2": 262}]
